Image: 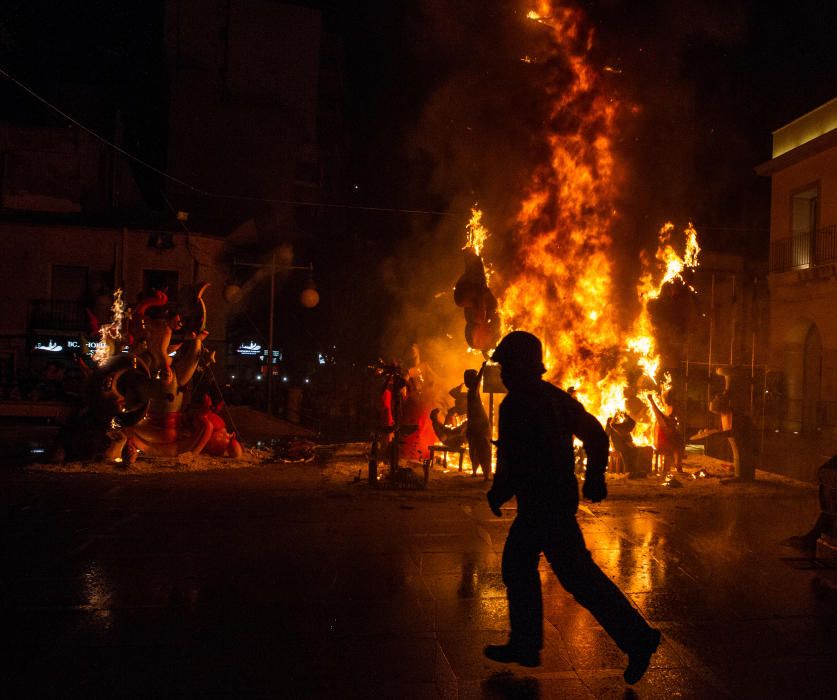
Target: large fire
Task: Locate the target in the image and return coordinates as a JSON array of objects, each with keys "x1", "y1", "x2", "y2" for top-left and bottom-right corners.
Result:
[{"x1": 467, "y1": 2, "x2": 700, "y2": 446}]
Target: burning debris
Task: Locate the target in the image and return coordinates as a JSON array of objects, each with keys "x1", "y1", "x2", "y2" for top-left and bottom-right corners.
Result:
[
  {"x1": 429, "y1": 407, "x2": 467, "y2": 448},
  {"x1": 454, "y1": 208, "x2": 501, "y2": 355}
]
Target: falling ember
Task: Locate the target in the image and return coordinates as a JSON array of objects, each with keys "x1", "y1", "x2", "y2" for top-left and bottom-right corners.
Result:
[
  {"x1": 481, "y1": 2, "x2": 700, "y2": 444},
  {"x1": 93, "y1": 288, "x2": 125, "y2": 365}
]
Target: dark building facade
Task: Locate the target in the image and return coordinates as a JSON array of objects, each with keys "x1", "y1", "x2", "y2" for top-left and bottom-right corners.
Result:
[
  {"x1": 756, "y1": 97, "x2": 837, "y2": 479},
  {"x1": 163, "y1": 0, "x2": 325, "y2": 240}
]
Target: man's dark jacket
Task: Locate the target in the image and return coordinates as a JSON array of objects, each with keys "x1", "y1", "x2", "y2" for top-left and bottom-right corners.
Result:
[{"x1": 488, "y1": 379, "x2": 609, "y2": 518}]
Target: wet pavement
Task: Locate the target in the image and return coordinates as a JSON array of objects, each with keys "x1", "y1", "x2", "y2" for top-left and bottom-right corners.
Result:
[{"x1": 2, "y1": 454, "x2": 836, "y2": 699}]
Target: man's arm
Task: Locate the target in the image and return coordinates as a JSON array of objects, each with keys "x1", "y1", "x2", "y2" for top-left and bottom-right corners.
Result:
[
  {"x1": 487, "y1": 401, "x2": 517, "y2": 514},
  {"x1": 573, "y1": 404, "x2": 609, "y2": 502}
]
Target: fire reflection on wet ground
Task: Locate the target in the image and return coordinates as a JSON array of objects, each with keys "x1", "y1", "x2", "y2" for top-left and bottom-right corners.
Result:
[{"x1": 3, "y1": 456, "x2": 834, "y2": 697}]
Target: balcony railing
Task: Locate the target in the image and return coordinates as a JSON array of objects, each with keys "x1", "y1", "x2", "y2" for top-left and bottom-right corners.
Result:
[
  {"x1": 28, "y1": 299, "x2": 87, "y2": 332},
  {"x1": 770, "y1": 224, "x2": 837, "y2": 273}
]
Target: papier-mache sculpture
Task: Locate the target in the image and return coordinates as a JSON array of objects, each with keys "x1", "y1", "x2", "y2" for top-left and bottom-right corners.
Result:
[{"x1": 79, "y1": 284, "x2": 242, "y2": 464}]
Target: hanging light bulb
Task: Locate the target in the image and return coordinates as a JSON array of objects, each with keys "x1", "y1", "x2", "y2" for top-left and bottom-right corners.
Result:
[
  {"x1": 223, "y1": 282, "x2": 242, "y2": 303},
  {"x1": 299, "y1": 268, "x2": 319, "y2": 308}
]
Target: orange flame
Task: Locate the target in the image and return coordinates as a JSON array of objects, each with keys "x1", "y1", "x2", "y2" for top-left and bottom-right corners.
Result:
[
  {"x1": 481, "y1": 2, "x2": 699, "y2": 445},
  {"x1": 640, "y1": 222, "x2": 701, "y2": 301},
  {"x1": 93, "y1": 288, "x2": 125, "y2": 365},
  {"x1": 464, "y1": 206, "x2": 489, "y2": 258},
  {"x1": 625, "y1": 222, "x2": 700, "y2": 442}
]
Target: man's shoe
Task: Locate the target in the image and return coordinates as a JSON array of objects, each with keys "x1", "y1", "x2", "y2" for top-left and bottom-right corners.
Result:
[
  {"x1": 484, "y1": 643, "x2": 541, "y2": 668},
  {"x1": 623, "y1": 628, "x2": 661, "y2": 684}
]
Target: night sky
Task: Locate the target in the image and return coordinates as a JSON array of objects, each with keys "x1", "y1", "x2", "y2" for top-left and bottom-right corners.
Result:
[
  {"x1": 1, "y1": 0, "x2": 836, "y2": 263},
  {"x1": 327, "y1": 0, "x2": 837, "y2": 254},
  {"x1": 1, "y1": 0, "x2": 835, "y2": 369}
]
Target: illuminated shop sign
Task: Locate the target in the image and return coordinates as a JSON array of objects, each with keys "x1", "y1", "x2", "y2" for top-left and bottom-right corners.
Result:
[
  {"x1": 236, "y1": 341, "x2": 282, "y2": 362},
  {"x1": 34, "y1": 340, "x2": 64, "y2": 352},
  {"x1": 237, "y1": 341, "x2": 262, "y2": 356},
  {"x1": 33, "y1": 338, "x2": 108, "y2": 353},
  {"x1": 68, "y1": 339, "x2": 107, "y2": 350}
]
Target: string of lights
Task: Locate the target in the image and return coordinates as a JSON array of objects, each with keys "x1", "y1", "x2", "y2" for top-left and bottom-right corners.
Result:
[{"x1": 0, "y1": 65, "x2": 455, "y2": 217}]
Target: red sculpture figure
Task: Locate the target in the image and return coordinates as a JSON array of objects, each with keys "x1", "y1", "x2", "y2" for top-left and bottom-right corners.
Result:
[
  {"x1": 198, "y1": 395, "x2": 243, "y2": 458},
  {"x1": 646, "y1": 391, "x2": 684, "y2": 475},
  {"x1": 400, "y1": 344, "x2": 439, "y2": 462}
]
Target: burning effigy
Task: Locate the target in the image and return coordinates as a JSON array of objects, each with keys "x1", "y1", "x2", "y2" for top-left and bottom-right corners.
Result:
[
  {"x1": 58, "y1": 284, "x2": 242, "y2": 465},
  {"x1": 424, "y1": 2, "x2": 704, "y2": 465},
  {"x1": 454, "y1": 209, "x2": 501, "y2": 356},
  {"x1": 377, "y1": 1, "x2": 706, "y2": 479},
  {"x1": 487, "y1": 4, "x2": 701, "y2": 451}
]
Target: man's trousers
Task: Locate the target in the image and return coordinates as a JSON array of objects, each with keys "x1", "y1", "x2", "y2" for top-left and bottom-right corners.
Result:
[{"x1": 502, "y1": 514, "x2": 654, "y2": 652}]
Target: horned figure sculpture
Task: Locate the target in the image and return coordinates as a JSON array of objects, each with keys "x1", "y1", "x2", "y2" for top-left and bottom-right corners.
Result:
[{"x1": 100, "y1": 285, "x2": 242, "y2": 464}]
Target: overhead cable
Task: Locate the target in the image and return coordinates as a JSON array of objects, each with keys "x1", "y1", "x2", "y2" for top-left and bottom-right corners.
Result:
[{"x1": 0, "y1": 66, "x2": 453, "y2": 217}]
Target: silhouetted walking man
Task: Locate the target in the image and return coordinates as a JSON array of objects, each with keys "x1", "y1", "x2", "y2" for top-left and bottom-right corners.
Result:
[{"x1": 484, "y1": 331, "x2": 661, "y2": 684}]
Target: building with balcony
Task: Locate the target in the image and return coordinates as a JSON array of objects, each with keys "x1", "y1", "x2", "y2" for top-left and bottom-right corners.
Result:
[
  {"x1": 0, "y1": 101, "x2": 238, "y2": 393},
  {"x1": 756, "y1": 97, "x2": 837, "y2": 476},
  {"x1": 0, "y1": 220, "x2": 232, "y2": 390},
  {"x1": 0, "y1": 2, "x2": 340, "y2": 437}
]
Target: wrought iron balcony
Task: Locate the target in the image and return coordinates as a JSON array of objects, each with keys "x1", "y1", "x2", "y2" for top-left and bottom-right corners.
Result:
[
  {"x1": 770, "y1": 224, "x2": 837, "y2": 273},
  {"x1": 28, "y1": 299, "x2": 87, "y2": 332}
]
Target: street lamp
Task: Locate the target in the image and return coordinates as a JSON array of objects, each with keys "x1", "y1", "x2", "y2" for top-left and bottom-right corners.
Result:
[
  {"x1": 232, "y1": 253, "x2": 319, "y2": 413},
  {"x1": 300, "y1": 275, "x2": 320, "y2": 309}
]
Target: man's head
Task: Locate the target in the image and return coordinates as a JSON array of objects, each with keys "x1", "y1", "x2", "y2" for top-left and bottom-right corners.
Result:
[
  {"x1": 463, "y1": 369, "x2": 479, "y2": 388},
  {"x1": 490, "y1": 331, "x2": 546, "y2": 389}
]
